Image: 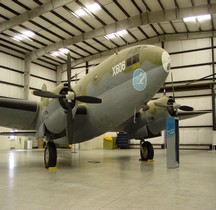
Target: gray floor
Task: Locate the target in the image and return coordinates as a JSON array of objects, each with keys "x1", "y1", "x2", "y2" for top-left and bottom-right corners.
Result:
[{"x1": 0, "y1": 148, "x2": 216, "y2": 210}]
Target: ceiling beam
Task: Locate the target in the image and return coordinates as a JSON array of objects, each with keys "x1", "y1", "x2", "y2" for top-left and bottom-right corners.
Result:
[
  {"x1": 27, "y1": 3, "x2": 216, "y2": 61},
  {"x1": 0, "y1": 0, "x2": 76, "y2": 33}
]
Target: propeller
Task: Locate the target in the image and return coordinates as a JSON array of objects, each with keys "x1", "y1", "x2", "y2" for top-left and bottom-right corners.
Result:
[
  {"x1": 155, "y1": 72, "x2": 194, "y2": 115},
  {"x1": 154, "y1": 101, "x2": 194, "y2": 112},
  {"x1": 33, "y1": 53, "x2": 102, "y2": 144}
]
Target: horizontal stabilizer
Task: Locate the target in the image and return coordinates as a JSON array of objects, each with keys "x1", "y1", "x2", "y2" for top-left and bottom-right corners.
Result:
[{"x1": 0, "y1": 131, "x2": 36, "y2": 137}]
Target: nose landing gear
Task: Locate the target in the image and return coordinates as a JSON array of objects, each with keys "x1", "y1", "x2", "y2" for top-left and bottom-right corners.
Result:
[{"x1": 44, "y1": 141, "x2": 57, "y2": 169}]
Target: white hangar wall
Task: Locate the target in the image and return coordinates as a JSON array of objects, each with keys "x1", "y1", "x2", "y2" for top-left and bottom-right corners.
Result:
[
  {"x1": 0, "y1": 52, "x2": 57, "y2": 150},
  {"x1": 0, "y1": 52, "x2": 56, "y2": 100}
]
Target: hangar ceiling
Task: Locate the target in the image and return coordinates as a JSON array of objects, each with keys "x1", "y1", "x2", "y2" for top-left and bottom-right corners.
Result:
[{"x1": 0, "y1": 0, "x2": 216, "y2": 70}]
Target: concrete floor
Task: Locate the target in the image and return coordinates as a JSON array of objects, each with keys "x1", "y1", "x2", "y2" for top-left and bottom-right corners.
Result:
[{"x1": 0, "y1": 148, "x2": 216, "y2": 210}]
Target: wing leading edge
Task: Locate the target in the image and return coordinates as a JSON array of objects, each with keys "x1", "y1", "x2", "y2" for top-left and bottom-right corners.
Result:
[
  {"x1": 0, "y1": 97, "x2": 38, "y2": 130},
  {"x1": 178, "y1": 111, "x2": 211, "y2": 120}
]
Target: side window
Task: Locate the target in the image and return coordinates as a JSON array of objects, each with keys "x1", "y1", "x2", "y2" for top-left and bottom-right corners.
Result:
[
  {"x1": 133, "y1": 54, "x2": 139, "y2": 64},
  {"x1": 126, "y1": 57, "x2": 133, "y2": 67}
]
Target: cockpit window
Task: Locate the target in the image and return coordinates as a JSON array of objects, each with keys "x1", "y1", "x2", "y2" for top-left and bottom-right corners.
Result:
[
  {"x1": 126, "y1": 54, "x2": 139, "y2": 67},
  {"x1": 126, "y1": 47, "x2": 140, "y2": 67}
]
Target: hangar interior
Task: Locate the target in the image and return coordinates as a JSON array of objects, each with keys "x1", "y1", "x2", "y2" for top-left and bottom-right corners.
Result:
[
  {"x1": 0, "y1": 0, "x2": 215, "y2": 150},
  {"x1": 1, "y1": 1, "x2": 216, "y2": 210}
]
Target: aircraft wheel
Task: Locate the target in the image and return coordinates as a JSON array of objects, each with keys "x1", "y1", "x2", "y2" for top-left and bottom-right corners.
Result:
[
  {"x1": 44, "y1": 142, "x2": 57, "y2": 168},
  {"x1": 140, "y1": 141, "x2": 154, "y2": 161}
]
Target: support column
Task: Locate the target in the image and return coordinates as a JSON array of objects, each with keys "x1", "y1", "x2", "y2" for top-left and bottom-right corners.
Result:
[
  {"x1": 211, "y1": 38, "x2": 216, "y2": 149},
  {"x1": 211, "y1": 37, "x2": 216, "y2": 130},
  {"x1": 24, "y1": 56, "x2": 31, "y2": 100}
]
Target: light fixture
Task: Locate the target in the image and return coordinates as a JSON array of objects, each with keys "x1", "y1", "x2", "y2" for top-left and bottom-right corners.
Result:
[
  {"x1": 183, "y1": 14, "x2": 211, "y2": 23},
  {"x1": 51, "y1": 51, "x2": 60, "y2": 57},
  {"x1": 51, "y1": 48, "x2": 70, "y2": 57},
  {"x1": 74, "y1": 8, "x2": 87, "y2": 17},
  {"x1": 9, "y1": 130, "x2": 15, "y2": 140},
  {"x1": 73, "y1": 3, "x2": 101, "y2": 18},
  {"x1": 197, "y1": 14, "x2": 211, "y2": 22},
  {"x1": 12, "y1": 35, "x2": 24, "y2": 41},
  {"x1": 12, "y1": 30, "x2": 35, "y2": 42},
  {"x1": 86, "y1": 3, "x2": 101, "y2": 13},
  {"x1": 105, "y1": 30, "x2": 128, "y2": 40},
  {"x1": 183, "y1": 16, "x2": 196, "y2": 23},
  {"x1": 59, "y1": 48, "x2": 69, "y2": 54},
  {"x1": 116, "y1": 29, "x2": 128, "y2": 36},
  {"x1": 22, "y1": 30, "x2": 35, "y2": 37},
  {"x1": 105, "y1": 33, "x2": 116, "y2": 40}
]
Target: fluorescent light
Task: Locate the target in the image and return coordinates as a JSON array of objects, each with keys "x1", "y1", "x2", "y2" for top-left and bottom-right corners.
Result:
[
  {"x1": 51, "y1": 51, "x2": 60, "y2": 57},
  {"x1": 105, "y1": 33, "x2": 116, "y2": 40},
  {"x1": 12, "y1": 30, "x2": 35, "y2": 42},
  {"x1": 73, "y1": 3, "x2": 101, "y2": 17},
  {"x1": 86, "y1": 3, "x2": 101, "y2": 13},
  {"x1": 59, "y1": 48, "x2": 69, "y2": 54},
  {"x1": 9, "y1": 130, "x2": 15, "y2": 140},
  {"x1": 183, "y1": 16, "x2": 196, "y2": 22},
  {"x1": 105, "y1": 30, "x2": 128, "y2": 40},
  {"x1": 183, "y1": 14, "x2": 211, "y2": 23},
  {"x1": 75, "y1": 8, "x2": 87, "y2": 17},
  {"x1": 12, "y1": 35, "x2": 24, "y2": 41},
  {"x1": 116, "y1": 29, "x2": 128, "y2": 36},
  {"x1": 197, "y1": 14, "x2": 211, "y2": 22},
  {"x1": 22, "y1": 30, "x2": 35, "y2": 37},
  {"x1": 51, "y1": 49, "x2": 70, "y2": 57}
]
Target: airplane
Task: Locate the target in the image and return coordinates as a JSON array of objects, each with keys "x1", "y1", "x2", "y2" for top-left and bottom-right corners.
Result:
[{"x1": 0, "y1": 44, "x2": 208, "y2": 168}]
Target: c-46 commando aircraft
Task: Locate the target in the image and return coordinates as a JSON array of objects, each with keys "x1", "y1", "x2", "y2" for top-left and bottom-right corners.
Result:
[{"x1": 0, "y1": 45, "x2": 206, "y2": 168}]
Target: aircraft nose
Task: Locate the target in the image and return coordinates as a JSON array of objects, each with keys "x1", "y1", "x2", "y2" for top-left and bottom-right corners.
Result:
[{"x1": 161, "y1": 50, "x2": 171, "y2": 72}]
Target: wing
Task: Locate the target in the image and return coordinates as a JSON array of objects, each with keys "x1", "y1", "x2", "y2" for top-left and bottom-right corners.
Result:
[
  {"x1": 0, "y1": 97, "x2": 39, "y2": 130},
  {"x1": 178, "y1": 111, "x2": 211, "y2": 120},
  {"x1": 0, "y1": 131, "x2": 36, "y2": 136}
]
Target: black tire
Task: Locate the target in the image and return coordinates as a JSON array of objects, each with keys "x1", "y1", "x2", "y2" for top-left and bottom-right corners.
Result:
[
  {"x1": 140, "y1": 141, "x2": 154, "y2": 161},
  {"x1": 44, "y1": 142, "x2": 57, "y2": 168}
]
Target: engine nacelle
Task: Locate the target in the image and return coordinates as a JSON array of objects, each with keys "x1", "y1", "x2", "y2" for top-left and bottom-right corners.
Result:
[
  {"x1": 44, "y1": 99, "x2": 67, "y2": 134},
  {"x1": 126, "y1": 96, "x2": 172, "y2": 139},
  {"x1": 36, "y1": 83, "x2": 77, "y2": 138}
]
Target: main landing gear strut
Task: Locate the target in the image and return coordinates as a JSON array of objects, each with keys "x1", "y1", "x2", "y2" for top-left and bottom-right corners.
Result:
[
  {"x1": 44, "y1": 141, "x2": 57, "y2": 168},
  {"x1": 140, "y1": 139, "x2": 154, "y2": 161}
]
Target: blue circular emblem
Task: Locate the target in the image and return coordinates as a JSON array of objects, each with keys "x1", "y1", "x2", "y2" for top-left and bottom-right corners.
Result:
[{"x1": 133, "y1": 69, "x2": 147, "y2": 91}]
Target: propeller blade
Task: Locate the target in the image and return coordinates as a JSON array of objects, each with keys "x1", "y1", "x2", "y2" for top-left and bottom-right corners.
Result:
[
  {"x1": 67, "y1": 53, "x2": 72, "y2": 91},
  {"x1": 67, "y1": 102, "x2": 73, "y2": 145},
  {"x1": 32, "y1": 90, "x2": 64, "y2": 98},
  {"x1": 76, "y1": 96, "x2": 102, "y2": 104},
  {"x1": 179, "y1": 105, "x2": 194, "y2": 111},
  {"x1": 154, "y1": 102, "x2": 194, "y2": 112}
]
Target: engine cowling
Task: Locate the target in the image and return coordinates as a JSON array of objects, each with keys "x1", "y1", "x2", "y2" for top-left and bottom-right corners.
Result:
[{"x1": 40, "y1": 84, "x2": 77, "y2": 137}]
